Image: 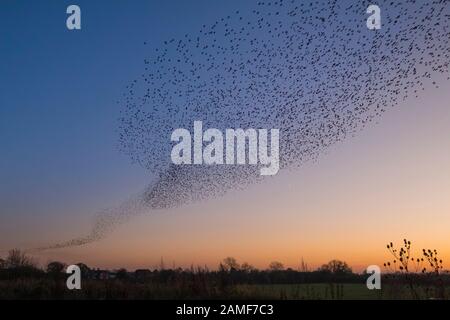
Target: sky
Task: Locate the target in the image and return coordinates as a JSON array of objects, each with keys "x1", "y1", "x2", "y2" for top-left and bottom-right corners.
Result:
[{"x1": 0, "y1": 0, "x2": 449, "y2": 272}]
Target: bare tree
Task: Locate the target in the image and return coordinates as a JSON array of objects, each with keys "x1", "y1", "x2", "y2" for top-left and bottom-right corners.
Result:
[
  {"x1": 240, "y1": 262, "x2": 256, "y2": 273},
  {"x1": 269, "y1": 261, "x2": 284, "y2": 271},
  {"x1": 221, "y1": 257, "x2": 240, "y2": 271},
  {"x1": 300, "y1": 257, "x2": 309, "y2": 272},
  {"x1": 319, "y1": 260, "x2": 352, "y2": 274},
  {"x1": 5, "y1": 249, "x2": 37, "y2": 269}
]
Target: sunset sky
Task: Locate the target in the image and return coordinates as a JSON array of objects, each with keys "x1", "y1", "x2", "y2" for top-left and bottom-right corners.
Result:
[{"x1": 1, "y1": 0, "x2": 449, "y2": 272}]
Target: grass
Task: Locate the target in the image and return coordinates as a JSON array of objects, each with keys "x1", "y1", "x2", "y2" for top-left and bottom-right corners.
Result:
[
  {"x1": 233, "y1": 283, "x2": 450, "y2": 300},
  {"x1": 232, "y1": 284, "x2": 382, "y2": 300},
  {"x1": 1, "y1": 279, "x2": 449, "y2": 300}
]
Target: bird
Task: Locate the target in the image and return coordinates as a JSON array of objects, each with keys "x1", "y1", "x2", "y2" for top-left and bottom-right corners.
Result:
[{"x1": 40, "y1": 0, "x2": 450, "y2": 249}]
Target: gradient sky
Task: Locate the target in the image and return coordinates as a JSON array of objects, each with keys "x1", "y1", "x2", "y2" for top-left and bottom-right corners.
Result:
[{"x1": 0, "y1": 0, "x2": 449, "y2": 272}]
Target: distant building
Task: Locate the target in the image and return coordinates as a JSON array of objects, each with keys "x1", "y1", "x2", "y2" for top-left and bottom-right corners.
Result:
[
  {"x1": 135, "y1": 269, "x2": 152, "y2": 280},
  {"x1": 92, "y1": 268, "x2": 116, "y2": 280}
]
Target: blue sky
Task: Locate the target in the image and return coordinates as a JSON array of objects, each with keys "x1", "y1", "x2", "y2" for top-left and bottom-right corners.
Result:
[
  {"x1": 0, "y1": 0, "x2": 245, "y2": 235},
  {"x1": 2, "y1": 0, "x2": 296, "y2": 252}
]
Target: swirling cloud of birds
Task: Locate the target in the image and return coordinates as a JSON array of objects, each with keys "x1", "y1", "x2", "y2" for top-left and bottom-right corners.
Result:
[{"x1": 39, "y1": 0, "x2": 449, "y2": 250}]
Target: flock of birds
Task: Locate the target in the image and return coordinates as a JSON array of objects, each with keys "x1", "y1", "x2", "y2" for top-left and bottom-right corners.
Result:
[{"x1": 39, "y1": 0, "x2": 449, "y2": 250}]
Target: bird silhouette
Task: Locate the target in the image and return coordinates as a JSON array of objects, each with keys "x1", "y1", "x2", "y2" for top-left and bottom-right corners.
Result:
[{"x1": 39, "y1": 0, "x2": 450, "y2": 250}]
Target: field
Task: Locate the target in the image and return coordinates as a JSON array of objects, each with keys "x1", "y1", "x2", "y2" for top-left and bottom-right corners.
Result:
[
  {"x1": 234, "y1": 283, "x2": 450, "y2": 300},
  {"x1": 1, "y1": 250, "x2": 449, "y2": 300},
  {"x1": 2, "y1": 278, "x2": 449, "y2": 300},
  {"x1": 233, "y1": 284, "x2": 382, "y2": 300}
]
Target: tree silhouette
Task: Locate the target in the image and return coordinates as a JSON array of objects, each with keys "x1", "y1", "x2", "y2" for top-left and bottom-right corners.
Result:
[
  {"x1": 319, "y1": 260, "x2": 352, "y2": 275},
  {"x1": 269, "y1": 261, "x2": 284, "y2": 271},
  {"x1": 46, "y1": 261, "x2": 66, "y2": 274},
  {"x1": 221, "y1": 257, "x2": 240, "y2": 272},
  {"x1": 5, "y1": 249, "x2": 36, "y2": 269},
  {"x1": 240, "y1": 262, "x2": 256, "y2": 273}
]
